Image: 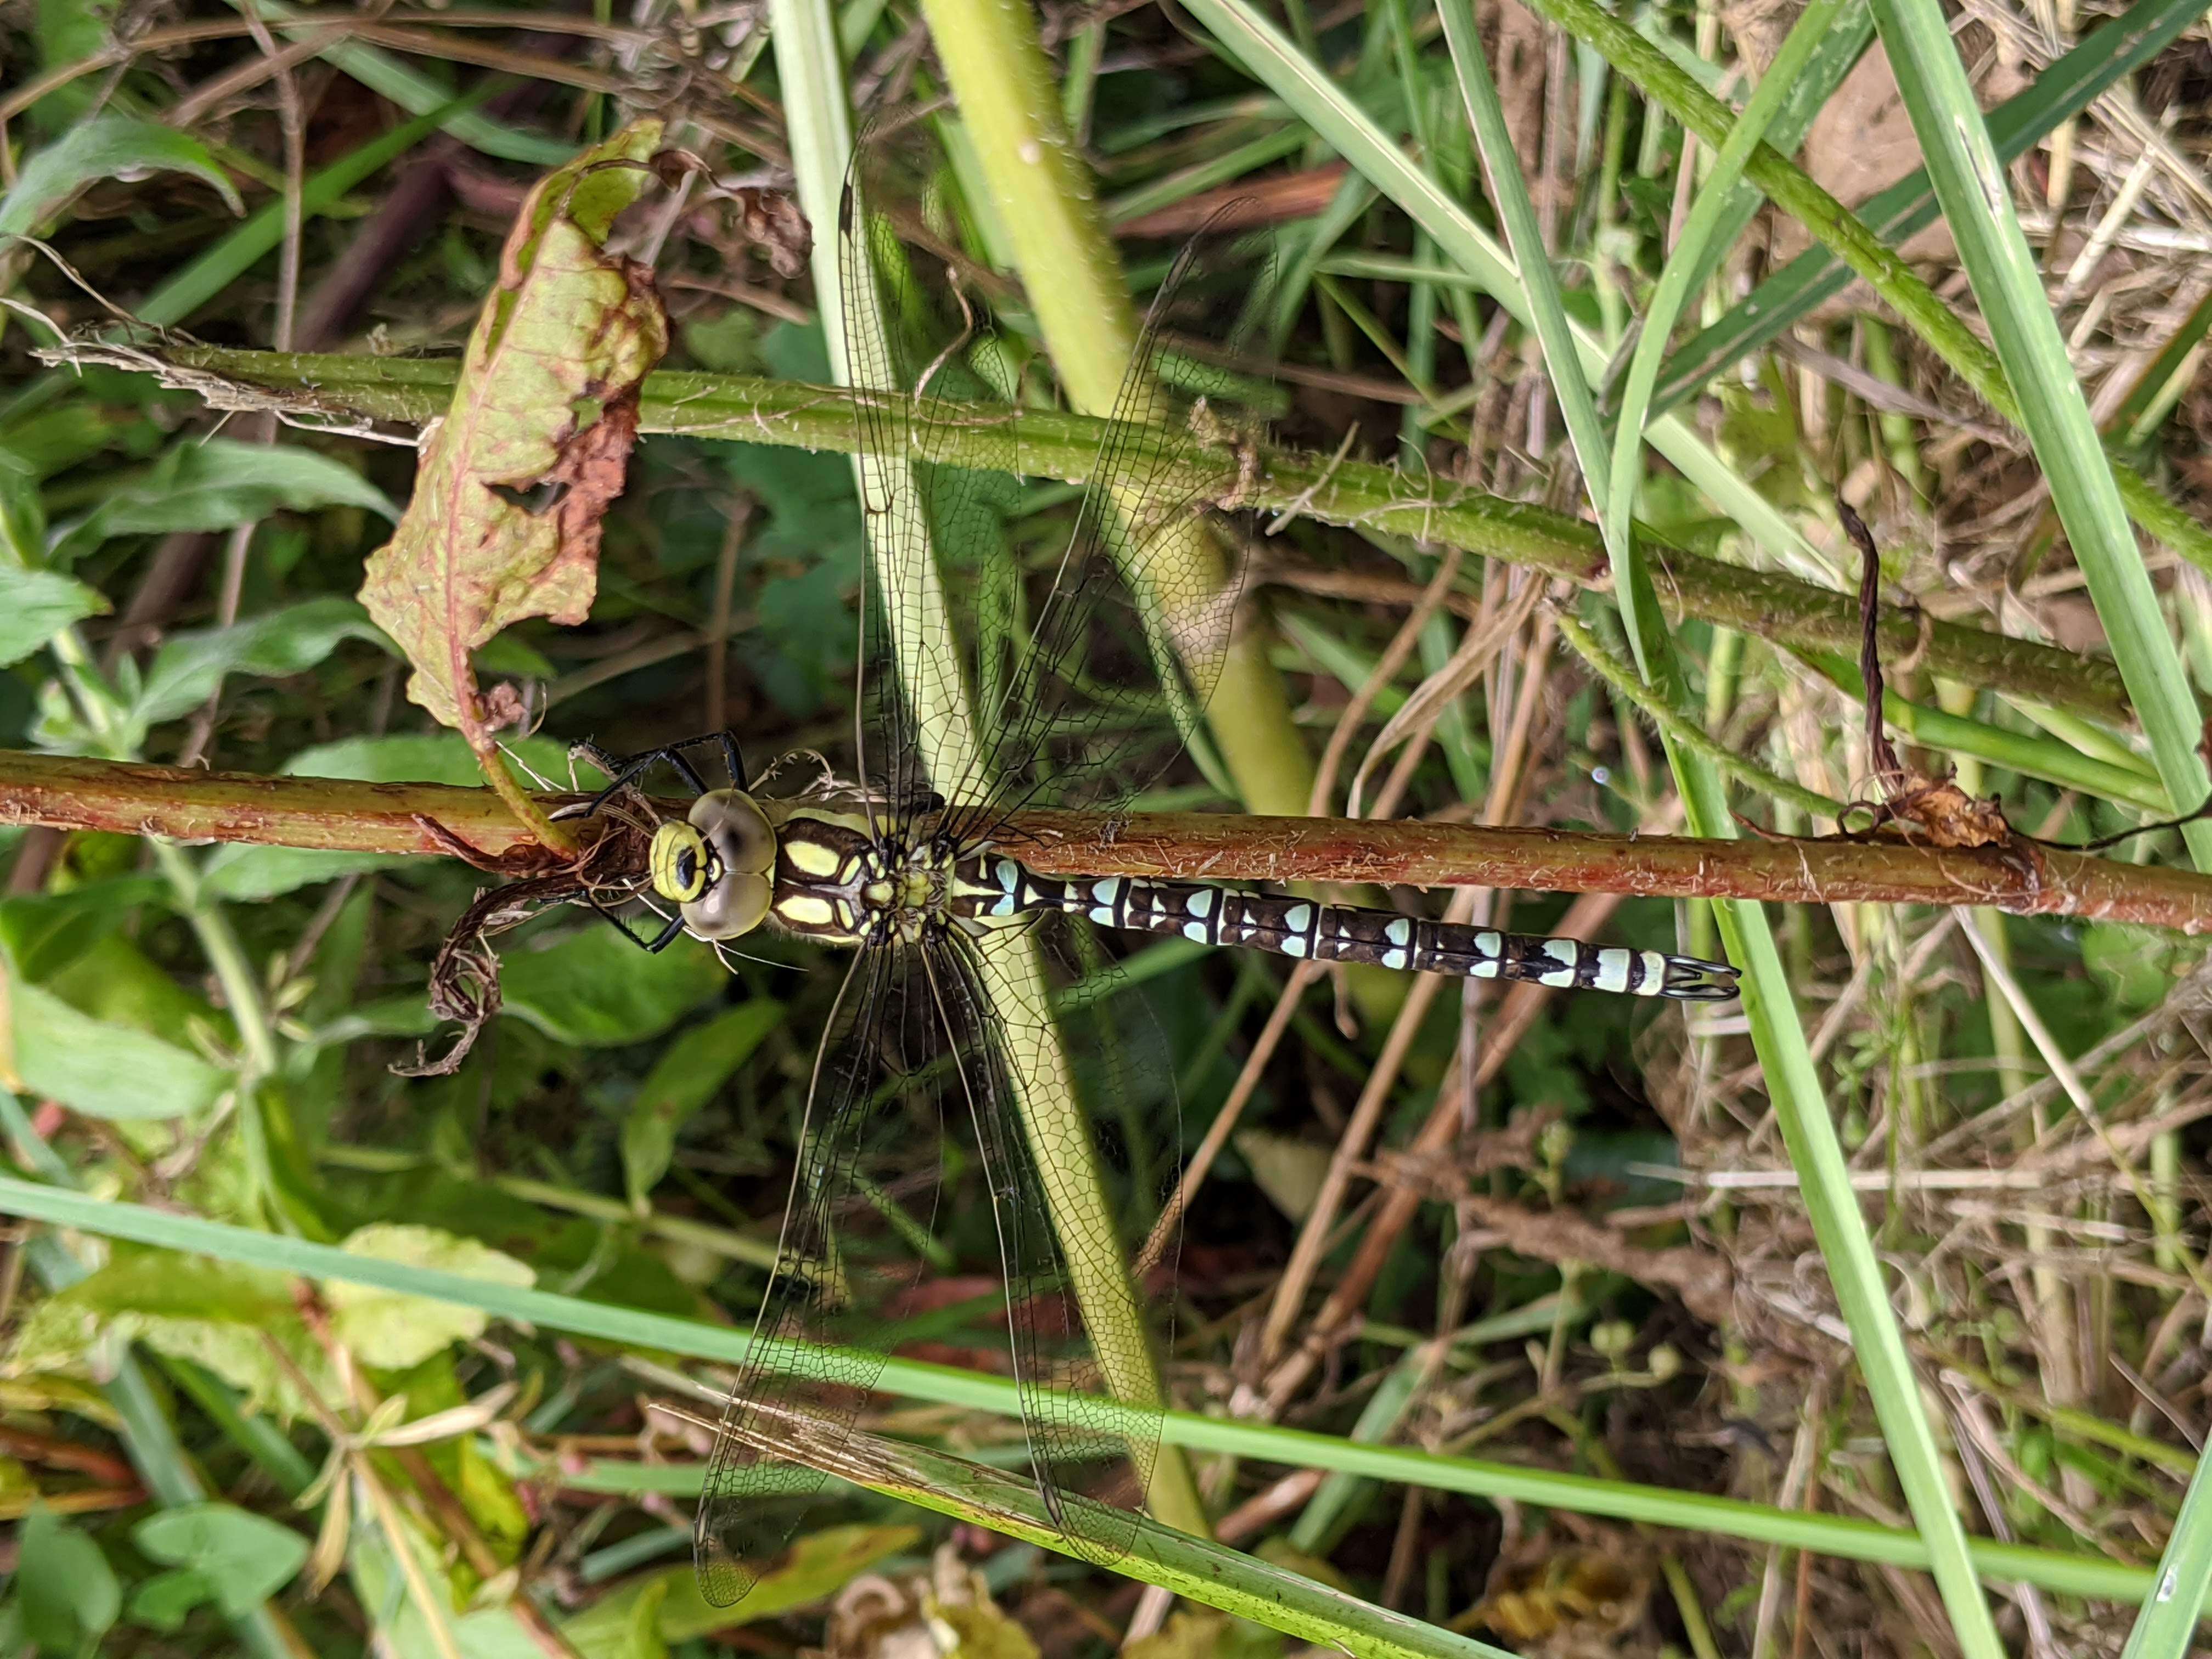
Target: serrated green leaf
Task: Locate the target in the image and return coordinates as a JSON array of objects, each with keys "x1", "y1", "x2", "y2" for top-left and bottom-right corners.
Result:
[
  {"x1": 7, "y1": 979, "x2": 227, "y2": 1119},
  {"x1": 52, "y1": 438, "x2": 394, "y2": 565},
  {"x1": 129, "y1": 596, "x2": 388, "y2": 735},
  {"x1": 0, "y1": 566, "x2": 106, "y2": 668},
  {"x1": 63, "y1": 1244, "x2": 296, "y2": 1324}
]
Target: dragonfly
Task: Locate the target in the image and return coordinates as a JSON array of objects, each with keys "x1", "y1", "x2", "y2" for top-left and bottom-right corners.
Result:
[{"x1": 560, "y1": 132, "x2": 1739, "y2": 1609}]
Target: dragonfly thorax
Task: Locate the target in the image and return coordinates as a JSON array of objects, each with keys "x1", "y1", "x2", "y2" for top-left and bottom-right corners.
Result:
[{"x1": 767, "y1": 809, "x2": 966, "y2": 947}]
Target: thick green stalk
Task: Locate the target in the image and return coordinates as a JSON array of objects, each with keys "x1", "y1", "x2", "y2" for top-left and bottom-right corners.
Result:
[
  {"x1": 771, "y1": 9, "x2": 1206, "y2": 1543},
  {"x1": 140, "y1": 347, "x2": 2148, "y2": 725},
  {"x1": 916, "y1": 0, "x2": 1313, "y2": 834}
]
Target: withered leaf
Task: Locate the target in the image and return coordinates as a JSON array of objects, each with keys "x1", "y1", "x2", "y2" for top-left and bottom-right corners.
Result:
[{"x1": 362, "y1": 121, "x2": 670, "y2": 744}]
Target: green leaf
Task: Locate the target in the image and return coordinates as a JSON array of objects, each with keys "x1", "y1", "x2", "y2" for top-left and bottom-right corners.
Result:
[
  {"x1": 0, "y1": 116, "x2": 241, "y2": 237},
  {"x1": 0, "y1": 877, "x2": 163, "y2": 981},
  {"x1": 7, "y1": 979, "x2": 227, "y2": 1120},
  {"x1": 0, "y1": 444, "x2": 49, "y2": 566},
  {"x1": 622, "y1": 1001, "x2": 783, "y2": 1207},
  {"x1": 133, "y1": 1503, "x2": 309, "y2": 1616},
  {"x1": 127, "y1": 1568, "x2": 216, "y2": 1634},
  {"x1": 560, "y1": 1527, "x2": 922, "y2": 1644},
  {"x1": 283, "y1": 731, "x2": 577, "y2": 789},
  {"x1": 53, "y1": 437, "x2": 396, "y2": 563},
  {"x1": 18, "y1": 1248, "x2": 331, "y2": 1421},
  {"x1": 500, "y1": 927, "x2": 725, "y2": 1048},
  {"x1": 0, "y1": 566, "x2": 106, "y2": 667},
  {"x1": 27, "y1": 0, "x2": 116, "y2": 133},
  {"x1": 41, "y1": 931, "x2": 227, "y2": 1049},
  {"x1": 198, "y1": 844, "x2": 410, "y2": 904},
  {"x1": 19, "y1": 1506, "x2": 121, "y2": 1651},
  {"x1": 325, "y1": 1223, "x2": 535, "y2": 1369},
  {"x1": 129, "y1": 596, "x2": 388, "y2": 734},
  {"x1": 64, "y1": 1244, "x2": 297, "y2": 1324}
]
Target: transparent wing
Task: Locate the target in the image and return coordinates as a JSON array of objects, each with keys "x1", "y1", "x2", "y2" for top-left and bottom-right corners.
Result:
[
  {"x1": 942, "y1": 225, "x2": 1260, "y2": 847},
  {"x1": 928, "y1": 921, "x2": 1180, "y2": 1563},
  {"x1": 839, "y1": 125, "x2": 1268, "y2": 843},
  {"x1": 693, "y1": 943, "x2": 945, "y2": 1606},
  {"x1": 838, "y1": 135, "x2": 1004, "y2": 827}
]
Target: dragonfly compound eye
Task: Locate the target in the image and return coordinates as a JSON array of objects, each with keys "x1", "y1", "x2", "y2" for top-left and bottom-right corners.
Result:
[
  {"x1": 648, "y1": 822, "x2": 712, "y2": 904},
  {"x1": 684, "y1": 790, "x2": 777, "y2": 940}
]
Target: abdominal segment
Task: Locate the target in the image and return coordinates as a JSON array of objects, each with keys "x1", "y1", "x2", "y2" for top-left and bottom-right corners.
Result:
[{"x1": 953, "y1": 854, "x2": 1737, "y2": 1002}]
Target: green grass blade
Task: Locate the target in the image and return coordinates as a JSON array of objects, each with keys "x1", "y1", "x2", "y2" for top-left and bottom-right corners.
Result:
[
  {"x1": 1604, "y1": 0, "x2": 1853, "y2": 669},
  {"x1": 1866, "y1": 0, "x2": 2212, "y2": 873},
  {"x1": 2119, "y1": 1455, "x2": 2212, "y2": 1657},
  {"x1": 1650, "y1": 0, "x2": 2208, "y2": 413},
  {"x1": 1449, "y1": 0, "x2": 2011, "y2": 1645},
  {"x1": 1178, "y1": 0, "x2": 1837, "y2": 584},
  {"x1": 0, "y1": 1173, "x2": 2168, "y2": 1607},
  {"x1": 696, "y1": 1402, "x2": 1515, "y2": 1658},
  {"x1": 1527, "y1": 0, "x2": 2212, "y2": 579},
  {"x1": 221, "y1": 0, "x2": 571, "y2": 165}
]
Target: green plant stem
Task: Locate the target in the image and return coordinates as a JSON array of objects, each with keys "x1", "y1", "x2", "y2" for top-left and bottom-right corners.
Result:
[
  {"x1": 919, "y1": 0, "x2": 1313, "y2": 837},
  {"x1": 1803, "y1": 650, "x2": 2172, "y2": 811},
  {"x1": 128, "y1": 345, "x2": 2146, "y2": 726},
  {"x1": 1554, "y1": 609, "x2": 1846, "y2": 818}
]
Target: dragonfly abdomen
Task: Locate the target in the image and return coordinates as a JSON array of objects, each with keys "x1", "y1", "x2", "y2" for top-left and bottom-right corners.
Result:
[{"x1": 960, "y1": 855, "x2": 1738, "y2": 1001}]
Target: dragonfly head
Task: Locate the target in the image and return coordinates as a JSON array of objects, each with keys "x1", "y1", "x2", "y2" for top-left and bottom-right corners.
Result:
[{"x1": 650, "y1": 789, "x2": 777, "y2": 940}]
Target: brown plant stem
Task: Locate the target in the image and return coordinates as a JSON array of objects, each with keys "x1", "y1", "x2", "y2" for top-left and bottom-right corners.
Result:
[
  {"x1": 113, "y1": 345, "x2": 2141, "y2": 726},
  {"x1": 5, "y1": 751, "x2": 2212, "y2": 933}
]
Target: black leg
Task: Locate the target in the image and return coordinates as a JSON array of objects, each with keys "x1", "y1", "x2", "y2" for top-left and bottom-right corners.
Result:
[
  {"x1": 583, "y1": 890, "x2": 686, "y2": 954},
  {"x1": 552, "y1": 731, "x2": 749, "y2": 826},
  {"x1": 647, "y1": 731, "x2": 747, "y2": 790}
]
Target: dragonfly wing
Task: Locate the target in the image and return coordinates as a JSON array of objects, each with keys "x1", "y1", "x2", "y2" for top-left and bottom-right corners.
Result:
[
  {"x1": 693, "y1": 943, "x2": 946, "y2": 1606},
  {"x1": 945, "y1": 224, "x2": 1271, "y2": 842},
  {"x1": 928, "y1": 922, "x2": 1176, "y2": 1564},
  {"x1": 838, "y1": 133, "x2": 1012, "y2": 821},
  {"x1": 839, "y1": 125, "x2": 1271, "y2": 837}
]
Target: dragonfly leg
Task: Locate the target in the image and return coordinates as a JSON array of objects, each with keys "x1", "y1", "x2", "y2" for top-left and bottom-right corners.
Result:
[
  {"x1": 558, "y1": 732, "x2": 747, "y2": 820},
  {"x1": 582, "y1": 889, "x2": 689, "y2": 953}
]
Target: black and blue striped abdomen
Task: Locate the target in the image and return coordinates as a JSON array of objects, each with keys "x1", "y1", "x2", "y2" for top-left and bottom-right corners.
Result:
[{"x1": 955, "y1": 856, "x2": 1737, "y2": 1002}]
